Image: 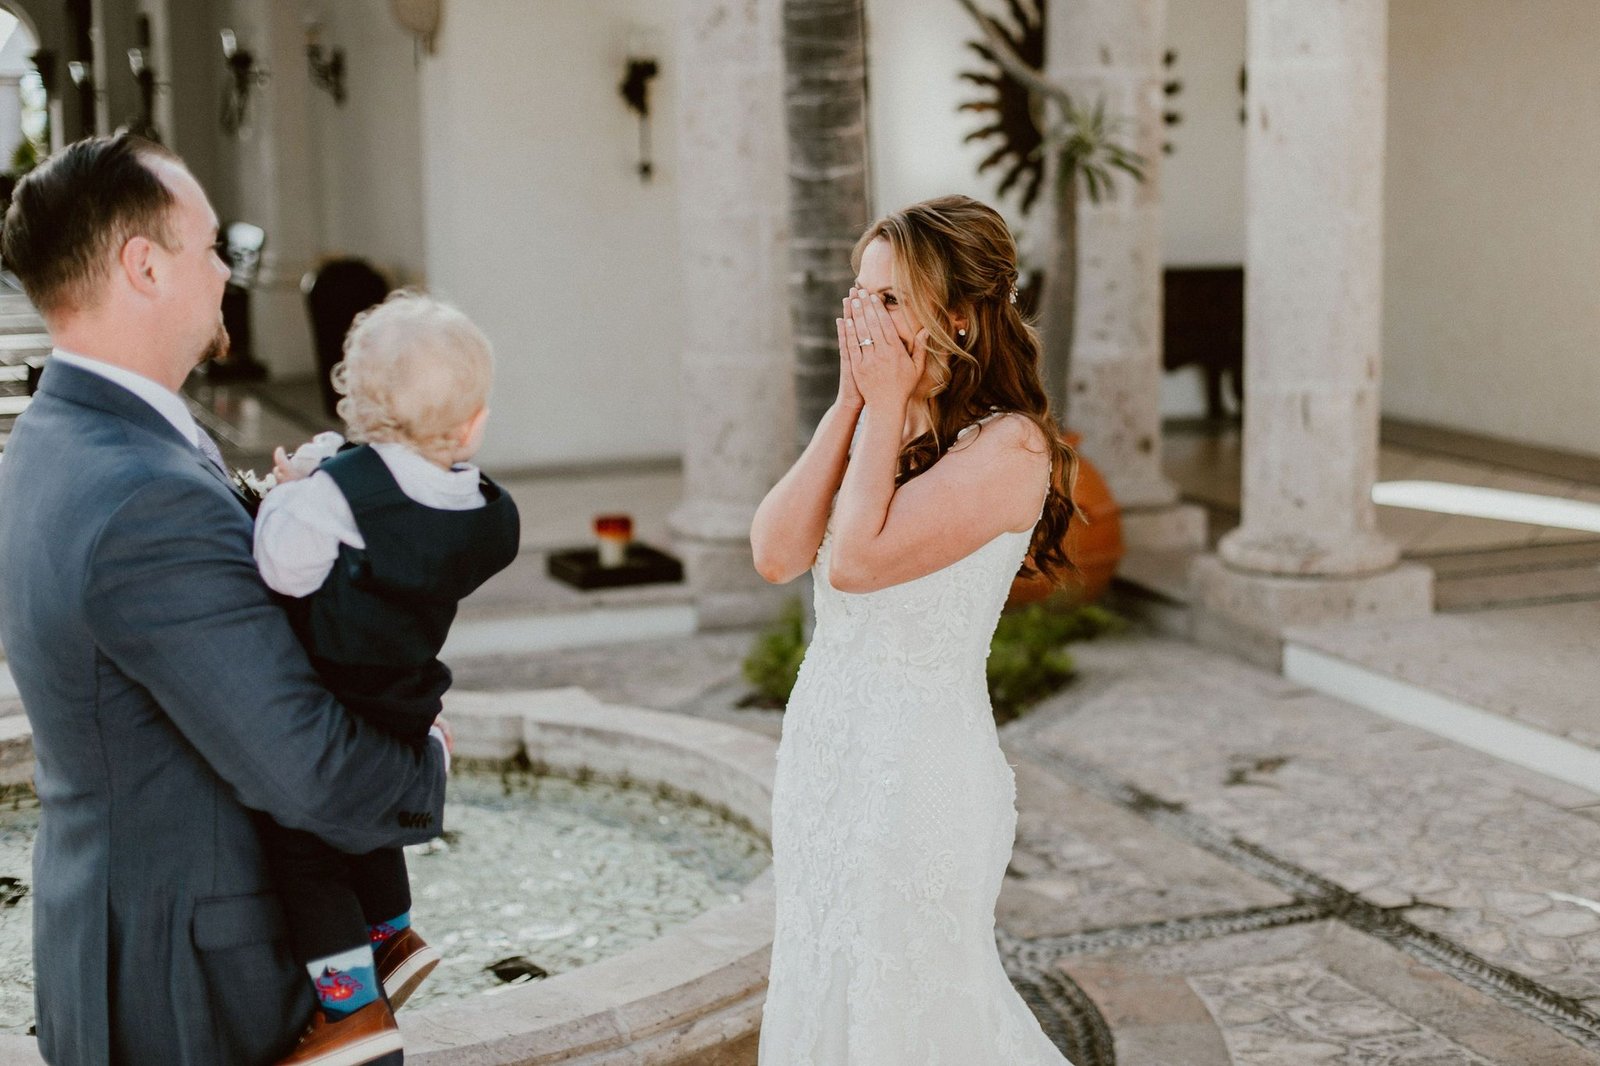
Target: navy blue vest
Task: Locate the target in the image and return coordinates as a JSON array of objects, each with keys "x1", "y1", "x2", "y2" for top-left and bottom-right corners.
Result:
[{"x1": 285, "y1": 445, "x2": 520, "y2": 740}]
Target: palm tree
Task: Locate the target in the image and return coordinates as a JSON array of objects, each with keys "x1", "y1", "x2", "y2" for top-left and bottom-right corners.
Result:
[
  {"x1": 955, "y1": 0, "x2": 1146, "y2": 420},
  {"x1": 782, "y1": 0, "x2": 871, "y2": 443}
]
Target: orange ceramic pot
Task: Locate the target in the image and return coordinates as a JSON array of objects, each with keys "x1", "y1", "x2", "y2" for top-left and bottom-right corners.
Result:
[{"x1": 1006, "y1": 432, "x2": 1125, "y2": 607}]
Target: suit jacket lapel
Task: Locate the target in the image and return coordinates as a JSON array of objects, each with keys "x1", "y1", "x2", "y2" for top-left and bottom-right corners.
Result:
[{"x1": 37, "y1": 360, "x2": 255, "y2": 513}]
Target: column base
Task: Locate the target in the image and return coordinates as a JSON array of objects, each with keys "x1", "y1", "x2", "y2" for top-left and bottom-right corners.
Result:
[
  {"x1": 1191, "y1": 555, "x2": 1433, "y2": 671},
  {"x1": 1119, "y1": 501, "x2": 1208, "y2": 552},
  {"x1": 669, "y1": 498, "x2": 793, "y2": 630},
  {"x1": 672, "y1": 536, "x2": 793, "y2": 630}
]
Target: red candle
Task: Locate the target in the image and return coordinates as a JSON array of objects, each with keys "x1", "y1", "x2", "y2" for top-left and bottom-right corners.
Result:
[{"x1": 594, "y1": 514, "x2": 633, "y2": 568}]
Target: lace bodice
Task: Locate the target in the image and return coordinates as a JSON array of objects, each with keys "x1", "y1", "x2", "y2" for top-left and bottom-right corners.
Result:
[
  {"x1": 807, "y1": 413, "x2": 1045, "y2": 687},
  {"x1": 808, "y1": 522, "x2": 1030, "y2": 692}
]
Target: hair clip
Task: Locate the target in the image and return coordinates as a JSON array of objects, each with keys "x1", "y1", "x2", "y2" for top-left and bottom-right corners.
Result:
[{"x1": 1008, "y1": 286, "x2": 1019, "y2": 305}]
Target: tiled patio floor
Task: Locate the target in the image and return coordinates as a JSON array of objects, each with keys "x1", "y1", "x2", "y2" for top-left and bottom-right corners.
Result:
[{"x1": 450, "y1": 626, "x2": 1600, "y2": 1064}]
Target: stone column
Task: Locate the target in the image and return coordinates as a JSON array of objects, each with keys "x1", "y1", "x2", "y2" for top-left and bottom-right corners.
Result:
[
  {"x1": 1193, "y1": 0, "x2": 1431, "y2": 667},
  {"x1": 221, "y1": 0, "x2": 320, "y2": 379},
  {"x1": 1048, "y1": 0, "x2": 1204, "y2": 551},
  {"x1": 669, "y1": 0, "x2": 796, "y2": 629}
]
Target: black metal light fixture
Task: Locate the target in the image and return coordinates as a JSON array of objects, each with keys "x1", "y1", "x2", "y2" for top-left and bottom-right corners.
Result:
[
  {"x1": 619, "y1": 32, "x2": 659, "y2": 182},
  {"x1": 305, "y1": 22, "x2": 345, "y2": 105},
  {"x1": 126, "y1": 47, "x2": 160, "y2": 141},
  {"x1": 28, "y1": 49, "x2": 55, "y2": 96},
  {"x1": 67, "y1": 58, "x2": 97, "y2": 128},
  {"x1": 219, "y1": 29, "x2": 267, "y2": 136}
]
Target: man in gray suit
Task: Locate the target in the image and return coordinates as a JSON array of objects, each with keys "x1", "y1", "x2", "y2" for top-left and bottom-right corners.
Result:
[{"x1": 0, "y1": 136, "x2": 444, "y2": 1064}]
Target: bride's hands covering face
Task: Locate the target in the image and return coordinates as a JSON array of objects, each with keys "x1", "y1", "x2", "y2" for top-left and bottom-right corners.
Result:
[
  {"x1": 845, "y1": 289, "x2": 927, "y2": 409},
  {"x1": 834, "y1": 289, "x2": 866, "y2": 412}
]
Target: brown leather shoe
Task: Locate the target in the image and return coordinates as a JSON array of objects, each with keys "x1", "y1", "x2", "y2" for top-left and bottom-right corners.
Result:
[
  {"x1": 373, "y1": 926, "x2": 441, "y2": 1010},
  {"x1": 275, "y1": 999, "x2": 403, "y2": 1066}
]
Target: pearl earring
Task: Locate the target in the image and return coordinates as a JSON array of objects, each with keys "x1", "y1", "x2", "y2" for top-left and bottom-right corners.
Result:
[{"x1": 957, "y1": 328, "x2": 967, "y2": 338}]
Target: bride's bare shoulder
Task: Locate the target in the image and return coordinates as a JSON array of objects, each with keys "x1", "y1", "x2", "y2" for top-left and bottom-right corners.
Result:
[{"x1": 949, "y1": 411, "x2": 1051, "y2": 460}]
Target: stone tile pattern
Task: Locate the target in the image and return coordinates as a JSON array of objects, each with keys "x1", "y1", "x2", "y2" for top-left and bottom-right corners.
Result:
[
  {"x1": 1189, "y1": 960, "x2": 1497, "y2": 1065},
  {"x1": 999, "y1": 760, "x2": 1289, "y2": 938},
  {"x1": 1030, "y1": 637, "x2": 1600, "y2": 1003}
]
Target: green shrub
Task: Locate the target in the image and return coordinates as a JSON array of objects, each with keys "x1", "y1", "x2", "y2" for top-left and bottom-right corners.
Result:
[
  {"x1": 741, "y1": 594, "x2": 1123, "y2": 720},
  {"x1": 9, "y1": 138, "x2": 38, "y2": 178},
  {"x1": 740, "y1": 598, "x2": 808, "y2": 708},
  {"x1": 987, "y1": 597, "x2": 1124, "y2": 723}
]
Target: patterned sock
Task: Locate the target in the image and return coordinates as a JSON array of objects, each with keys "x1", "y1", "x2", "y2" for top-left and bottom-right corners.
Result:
[
  {"x1": 368, "y1": 910, "x2": 412, "y2": 946},
  {"x1": 307, "y1": 944, "x2": 380, "y2": 1018}
]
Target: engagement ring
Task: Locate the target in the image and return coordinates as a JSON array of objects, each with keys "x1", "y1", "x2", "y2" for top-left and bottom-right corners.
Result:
[{"x1": 858, "y1": 338, "x2": 875, "y2": 347}]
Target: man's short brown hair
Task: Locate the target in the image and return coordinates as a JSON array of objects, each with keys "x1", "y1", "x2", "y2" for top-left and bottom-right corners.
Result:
[{"x1": 2, "y1": 133, "x2": 185, "y2": 316}]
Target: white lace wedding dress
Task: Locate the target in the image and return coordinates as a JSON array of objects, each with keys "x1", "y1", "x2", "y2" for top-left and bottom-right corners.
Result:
[{"x1": 759, "y1": 420, "x2": 1070, "y2": 1065}]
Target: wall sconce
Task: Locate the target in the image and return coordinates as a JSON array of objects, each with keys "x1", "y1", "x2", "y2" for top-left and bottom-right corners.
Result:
[
  {"x1": 67, "y1": 58, "x2": 98, "y2": 124},
  {"x1": 219, "y1": 29, "x2": 268, "y2": 136},
  {"x1": 618, "y1": 31, "x2": 659, "y2": 182},
  {"x1": 126, "y1": 47, "x2": 160, "y2": 141},
  {"x1": 305, "y1": 23, "x2": 345, "y2": 105}
]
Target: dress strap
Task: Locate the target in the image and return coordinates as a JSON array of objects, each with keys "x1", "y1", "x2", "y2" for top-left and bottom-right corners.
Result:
[{"x1": 955, "y1": 408, "x2": 1009, "y2": 440}]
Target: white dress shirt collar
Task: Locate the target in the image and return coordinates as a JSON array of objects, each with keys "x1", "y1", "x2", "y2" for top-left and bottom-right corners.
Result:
[
  {"x1": 370, "y1": 442, "x2": 484, "y2": 509},
  {"x1": 50, "y1": 348, "x2": 201, "y2": 448}
]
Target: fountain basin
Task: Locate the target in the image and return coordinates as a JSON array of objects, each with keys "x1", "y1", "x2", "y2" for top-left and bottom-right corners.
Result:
[{"x1": 0, "y1": 688, "x2": 777, "y2": 1066}]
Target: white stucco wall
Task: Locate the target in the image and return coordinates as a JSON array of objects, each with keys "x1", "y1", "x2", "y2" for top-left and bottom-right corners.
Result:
[
  {"x1": 1162, "y1": 0, "x2": 1246, "y2": 267},
  {"x1": 865, "y1": 0, "x2": 1018, "y2": 228},
  {"x1": 419, "y1": 0, "x2": 685, "y2": 471},
  {"x1": 306, "y1": 0, "x2": 428, "y2": 286},
  {"x1": 1384, "y1": 0, "x2": 1600, "y2": 458}
]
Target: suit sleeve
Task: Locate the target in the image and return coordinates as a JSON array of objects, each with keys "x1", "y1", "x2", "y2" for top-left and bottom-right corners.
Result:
[{"x1": 82, "y1": 475, "x2": 447, "y2": 853}]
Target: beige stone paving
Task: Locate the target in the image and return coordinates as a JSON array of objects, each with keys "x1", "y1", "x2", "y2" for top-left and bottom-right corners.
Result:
[
  {"x1": 1062, "y1": 921, "x2": 1600, "y2": 1066},
  {"x1": 1023, "y1": 636, "x2": 1600, "y2": 1003},
  {"x1": 450, "y1": 626, "x2": 1600, "y2": 1059},
  {"x1": 1290, "y1": 601, "x2": 1600, "y2": 750},
  {"x1": 999, "y1": 757, "x2": 1290, "y2": 939}
]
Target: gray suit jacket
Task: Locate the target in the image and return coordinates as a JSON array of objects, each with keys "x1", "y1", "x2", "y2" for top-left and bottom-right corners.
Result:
[{"x1": 0, "y1": 362, "x2": 447, "y2": 1065}]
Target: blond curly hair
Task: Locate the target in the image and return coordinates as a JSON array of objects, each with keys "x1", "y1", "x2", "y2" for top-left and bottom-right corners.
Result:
[{"x1": 332, "y1": 290, "x2": 494, "y2": 465}]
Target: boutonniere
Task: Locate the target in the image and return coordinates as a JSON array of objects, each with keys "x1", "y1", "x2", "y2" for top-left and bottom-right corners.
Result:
[{"x1": 231, "y1": 467, "x2": 277, "y2": 507}]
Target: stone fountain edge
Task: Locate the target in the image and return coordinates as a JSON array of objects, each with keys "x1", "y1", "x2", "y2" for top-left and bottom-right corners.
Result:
[{"x1": 0, "y1": 687, "x2": 779, "y2": 1066}]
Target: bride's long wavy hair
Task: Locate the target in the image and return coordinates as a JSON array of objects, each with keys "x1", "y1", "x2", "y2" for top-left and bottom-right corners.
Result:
[{"x1": 851, "y1": 195, "x2": 1078, "y2": 583}]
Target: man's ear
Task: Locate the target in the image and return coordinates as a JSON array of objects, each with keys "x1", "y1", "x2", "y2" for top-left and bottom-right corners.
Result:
[{"x1": 118, "y1": 236, "x2": 159, "y2": 297}]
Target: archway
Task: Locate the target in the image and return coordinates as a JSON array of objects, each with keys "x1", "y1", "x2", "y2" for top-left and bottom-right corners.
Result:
[
  {"x1": 0, "y1": 6, "x2": 46, "y2": 173},
  {"x1": 0, "y1": 1, "x2": 79, "y2": 153}
]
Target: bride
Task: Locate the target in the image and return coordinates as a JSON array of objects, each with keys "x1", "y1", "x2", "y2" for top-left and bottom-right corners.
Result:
[{"x1": 750, "y1": 195, "x2": 1079, "y2": 1064}]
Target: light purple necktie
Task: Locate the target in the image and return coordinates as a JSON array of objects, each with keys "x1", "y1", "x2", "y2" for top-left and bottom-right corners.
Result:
[{"x1": 195, "y1": 427, "x2": 228, "y2": 474}]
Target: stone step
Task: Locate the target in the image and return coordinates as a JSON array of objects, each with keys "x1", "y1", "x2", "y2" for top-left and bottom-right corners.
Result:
[
  {"x1": 439, "y1": 546, "x2": 698, "y2": 660},
  {"x1": 1284, "y1": 602, "x2": 1600, "y2": 794}
]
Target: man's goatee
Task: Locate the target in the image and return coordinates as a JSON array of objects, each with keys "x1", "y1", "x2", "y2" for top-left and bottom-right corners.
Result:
[{"x1": 201, "y1": 322, "x2": 231, "y2": 366}]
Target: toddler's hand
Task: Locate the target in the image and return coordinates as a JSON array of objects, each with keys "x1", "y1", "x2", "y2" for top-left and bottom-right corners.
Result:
[
  {"x1": 430, "y1": 716, "x2": 454, "y2": 775},
  {"x1": 271, "y1": 447, "x2": 304, "y2": 483},
  {"x1": 273, "y1": 431, "x2": 346, "y2": 483}
]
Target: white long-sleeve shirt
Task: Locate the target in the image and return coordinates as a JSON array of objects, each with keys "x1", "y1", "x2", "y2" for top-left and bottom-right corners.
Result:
[{"x1": 253, "y1": 441, "x2": 487, "y2": 599}]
